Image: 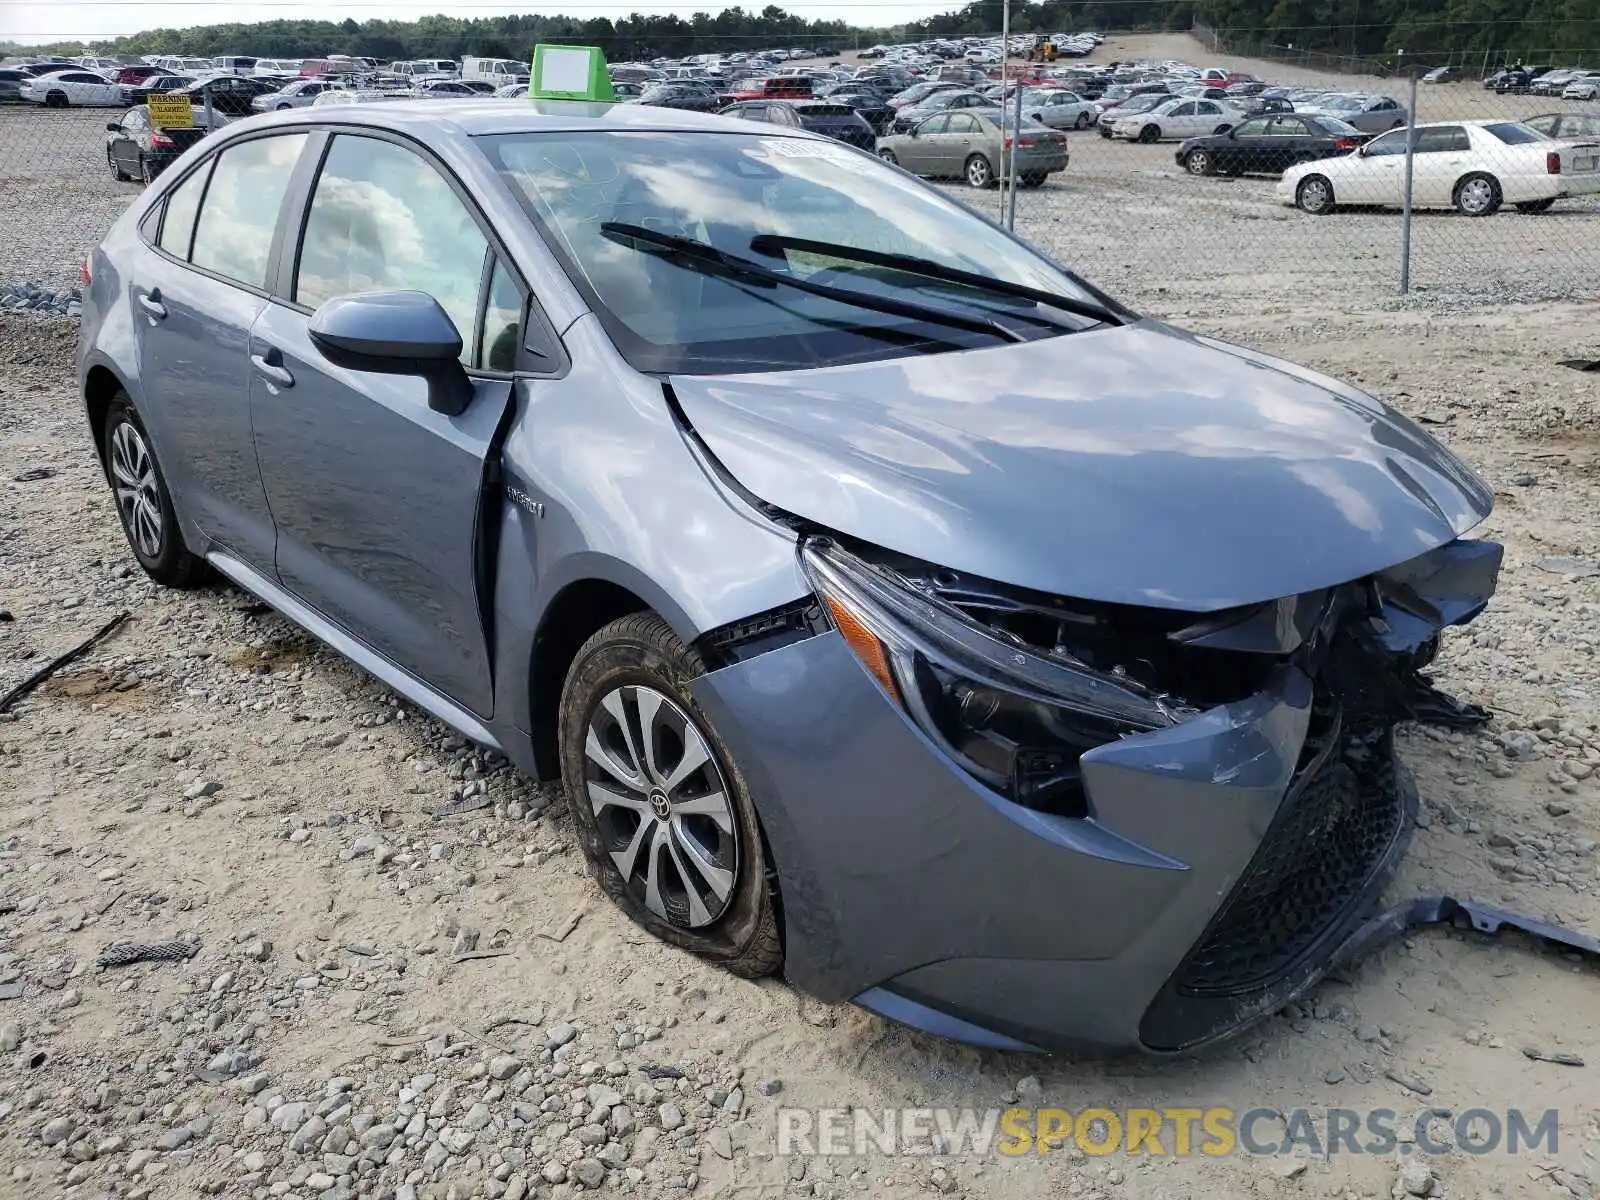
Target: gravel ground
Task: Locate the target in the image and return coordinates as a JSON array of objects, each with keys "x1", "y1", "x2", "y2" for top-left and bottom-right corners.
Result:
[{"x1": 4, "y1": 33, "x2": 1600, "y2": 1200}]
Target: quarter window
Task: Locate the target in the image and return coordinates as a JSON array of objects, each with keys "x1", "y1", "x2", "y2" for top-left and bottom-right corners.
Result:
[
  {"x1": 294, "y1": 134, "x2": 488, "y2": 365},
  {"x1": 479, "y1": 258, "x2": 523, "y2": 372},
  {"x1": 189, "y1": 134, "x2": 308, "y2": 288},
  {"x1": 157, "y1": 159, "x2": 214, "y2": 260}
]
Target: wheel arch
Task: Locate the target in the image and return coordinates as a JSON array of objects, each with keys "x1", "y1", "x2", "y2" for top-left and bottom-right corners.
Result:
[
  {"x1": 527, "y1": 577, "x2": 654, "y2": 779},
  {"x1": 83, "y1": 363, "x2": 127, "y2": 468}
]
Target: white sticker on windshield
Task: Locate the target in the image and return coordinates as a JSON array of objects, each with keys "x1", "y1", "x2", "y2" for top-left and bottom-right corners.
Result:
[{"x1": 753, "y1": 137, "x2": 855, "y2": 160}]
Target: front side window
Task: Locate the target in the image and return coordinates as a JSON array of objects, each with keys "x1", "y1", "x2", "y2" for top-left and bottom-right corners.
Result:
[
  {"x1": 484, "y1": 129, "x2": 1104, "y2": 375},
  {"x1": 295, "y1": 134, "x2": 488, "y2": 363},
  {"x1": 1233, "y1": 118, "x2": 1271, "y2": 137},
  {"x1": 190, "y1": 134, "x2": 307, "y2": 287},
  {"x1": 157, "y1": 159, "x2": 214, "y2": 260},
  {"x1": 1362, "y1": 129, "x2": 1408, "y2": 156}
]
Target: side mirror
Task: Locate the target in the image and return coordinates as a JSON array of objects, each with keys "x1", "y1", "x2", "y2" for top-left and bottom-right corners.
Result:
[{"x1": 309, "y1": 291, "x2": 473, "y2": 416}]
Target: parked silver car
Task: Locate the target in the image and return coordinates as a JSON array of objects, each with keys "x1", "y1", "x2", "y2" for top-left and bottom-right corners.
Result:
[
  {"x1": 877, "y1": 109, "x2": 1069, "y2": 186},
  {"x1": 1298, "y1": 93, "x2": 1409, "y2": 133},
  {"x1": 78, "y1": 99, "x2": 1500, "y2": 1055},
  {"x1": 250, "y1": 78, "x2": 345, "y2": 112}
]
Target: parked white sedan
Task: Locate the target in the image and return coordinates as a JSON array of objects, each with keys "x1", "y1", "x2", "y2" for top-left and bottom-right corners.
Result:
[
  {"x1": 20, "y1": 69, "x2": 123, "y2": 107},
  {"x1": 1019, "y1": 88, "x2": 1098, "y2": 130},
  {"x1": 1279, "y1": 120, "x2": 1600, "y2": 215},
  {"x1": 1110, "y1": 97, "x2": 1241, "y2": 142}
]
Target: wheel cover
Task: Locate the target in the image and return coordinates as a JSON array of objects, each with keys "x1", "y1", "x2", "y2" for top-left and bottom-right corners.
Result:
[
  {"x1": 109, "y1": 421, "x2": 163, "y2": 558},
  {"x1": 1302, "y1": 179, "x2": 1329, "y2": 209},
  {"x1": 584, "y1": 685, "x2": 739, "y2": 930},
  {"x1": 1189, "y1": 151, "x2": 1209, "y2": 173},
  {"x1": 1461, "y1": 178, "x2": 1493, "y2": 212}
]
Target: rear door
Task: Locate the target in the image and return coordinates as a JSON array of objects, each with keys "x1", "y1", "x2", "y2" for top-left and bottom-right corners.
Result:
[
  {"x1": 248, "y1": 131, "x2": 525, "y2": 716},
  {"x1": 129, "y1": 132, "x2": 309, "y2": 570},
  {"x1": 1410, "y1": 125, "x2": 1471, "y2": 204}
]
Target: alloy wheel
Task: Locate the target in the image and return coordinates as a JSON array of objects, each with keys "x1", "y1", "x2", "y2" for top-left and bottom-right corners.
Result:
[
  {"x1": 109, "y1": 420, "x2": 163, "y2": 559},
  {"x1": 1186, "y1": 149, "x2": 1211, "y2": 175},
  {"x1": 1457, "y1": 176, "x2": 1496, "y2": 215},
  {"x1": 584, "y1": 685, "x2": 739, "y2": 930},
  {"x1": 966, "y1": 155, "x2": 993, "y2": 187}
]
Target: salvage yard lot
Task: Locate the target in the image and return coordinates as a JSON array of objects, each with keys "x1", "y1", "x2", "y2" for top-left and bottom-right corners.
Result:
[{"x1": 3, "y1": 34, "x2": 1600, "y2": 1200}]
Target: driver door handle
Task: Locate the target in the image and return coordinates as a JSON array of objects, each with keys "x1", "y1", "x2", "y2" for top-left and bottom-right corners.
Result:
[
  {"x1": 250, "y1": 351, "x2": 295, "y2": 389},
  {"x1": 137, "y1": 291, "x2": 166, "y2": 320}
]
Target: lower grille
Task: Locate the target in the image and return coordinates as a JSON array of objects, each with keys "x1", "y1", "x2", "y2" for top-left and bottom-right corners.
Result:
[{"x1": 1139, "y1": 707, "x2": 1411, "y2": 1052}]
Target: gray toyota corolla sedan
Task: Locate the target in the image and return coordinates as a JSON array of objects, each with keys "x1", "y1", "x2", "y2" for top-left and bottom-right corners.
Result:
[{"x1": 78, "y1": 99, "x2": 1502, "y2": 1054}]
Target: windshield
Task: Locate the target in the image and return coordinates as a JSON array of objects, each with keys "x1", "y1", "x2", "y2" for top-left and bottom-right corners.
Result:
[
  {"x1": 1481, "y1": 121, "x2": 1546, "y2": 144},
  {"x1": 483, "y1": 130, "x2": 1105, "y2": 374}
]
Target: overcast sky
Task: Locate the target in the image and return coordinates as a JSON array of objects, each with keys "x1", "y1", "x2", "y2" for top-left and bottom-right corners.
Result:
[{"x1": 9, "y1": 1, "x2": 955, "y2": 43}]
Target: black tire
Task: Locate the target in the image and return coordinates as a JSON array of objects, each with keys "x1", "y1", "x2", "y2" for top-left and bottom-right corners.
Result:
[
  {"x1": 1184, "y1": 148, "x2": 1213, "y2": 175},
  {"x1": 46, "y1": 91, "x2": 68, "y2": 108},
  {"x1": 1137, "y1": 123, "x2": 1160, "y2": 143},
  {"x1": 964, "y1": 153, "x2": 994, "y2": 188},
  {"x1": 558, "y1": 613, "x2": 783, "y2": 979},
  {"x1": 1515, "y1": 198, "x2": 1555, "y2": 214},
  {"x1": 107, "y1": 148, "x2": 130, "y2": 182},
  {"x1": 138, "y1": 156, "x2": 153, "y2": 186},
  {"x1": 1098, "y1": 124, "x2": 1111, "y2": 138},
  {"x1": 1020, "y1": 171, "x2": 1047, "y2": 187},
  {"x1": 101, "y1": 396, "x2": 209, "y2": 588},
  {"x1": 1212, "y1": 123, "x2": 1232, "y2": 134},
  {"x1": 1296, "y1": 174, "x2": 1337, "y2": 215},
  {"x1": 1074, "y1": 111, "x2": 1091, "y2": 129},
  {"x1": 1453, "y1": 172, "x2": 1502, "y2": 216},
  {"x1": 276, "y1": 102, "x2": 291, "y2": 111},
  {"x1": 877, "y1": 148, "x2": 897, "y2": 165}
]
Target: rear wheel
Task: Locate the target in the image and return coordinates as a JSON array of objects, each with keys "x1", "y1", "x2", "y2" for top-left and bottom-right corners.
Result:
[
  {"x1": 1454, "y1": 172, "x2": 1501, "y2": 216},
  {"x1": 138, "y1": 156, "x2": 153, "y2": 185},
  {"x1": 1514, "y1": 197, "x2": 1555, "y2": 214},
  {"x1": 101, "y1": 396, "x2": 209, "y2": 588},
  {"x1": 1137, "y1": 123, "x2": 1160, "y2": 143},
  {"x1": 965, "y1": 153, "x2": 994, "y2": 188},
  {"x1": 45, "y1": 90, "x2": 68, "y2": 108},
  {"x1": 1184, "y1": 148, "x2": 1213, "y2": 175},
  {"x1": 877, "y1": 148, "x2": 897, "y2": 165},
  {"x1": 1098, "y1": 124, "x2": 1112, "y2": 138},
  {"x1": 1074, "y1": 111, "x2": 1091, "y2": 129},
  {"x1": 1296, "y1": 174, "x2": 1336, "y2": 214},
  {"x1": 107, "y1": 148, "x2": 130, "y2": 182},
  {"x1": 559, "y1": 613, "x2": 783, "y2": 978},
  {"x1": 1020, "y1": 171, "x2": 1047, "y2": 187}
]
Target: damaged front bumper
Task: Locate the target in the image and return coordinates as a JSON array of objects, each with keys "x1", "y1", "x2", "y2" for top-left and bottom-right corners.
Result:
[{"x1": 690, "y1": 537, "x2": 1502, "y2": 1053}]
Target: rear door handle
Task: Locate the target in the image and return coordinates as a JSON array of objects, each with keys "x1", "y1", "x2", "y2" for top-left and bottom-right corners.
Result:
[
  {"x1": 137, "y1": 291, "x2": 166, "y2": 320},
  {"x1": 250, "y1": 351, "x2": 294, "y2": 389}
]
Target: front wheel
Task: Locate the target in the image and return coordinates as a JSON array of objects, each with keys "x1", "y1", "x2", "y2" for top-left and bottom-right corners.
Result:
[
  {"x1": 1212, "y1": 123, "x2": 1232, "y2": 135},
  {"x1": 965, "y1": 153, "x2": 994, "y2": 188},
  {"x1": 1184, "y1": 148, "x2": 1213, "y2": 175},
  {"x1": 877, "y1": 148, "x2": 897, "y2": 165},
  {"x1": 276, "y1": 102, "x2": 291, "y2": 111},
  {"x1": 1296, "y1": 174, "x2": 1336, "y2": 215},
  {"x1": 1454, "y1": 172, "x2": 1501, "y2": 216},
  {"x1": 46, "y1": 91, "x2": 68, "y2": 108},
  {"x1": 1514, "y1": 197, "x2": 1555, "y2": 214},
  {"x1": 559, "y1": 613, "x2": 783, "y2": 978},
  {"x1": 1137, "y1": 124, "x2": 1160, "y2": 144},
  {"x1": 101, "y1": 397, "x2": 209, "y2": 588},
  {"x1": 107, "y1": 148, "x2": 130, "y2": 182}
]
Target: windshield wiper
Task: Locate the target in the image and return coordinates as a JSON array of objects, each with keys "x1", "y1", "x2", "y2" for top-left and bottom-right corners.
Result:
[
  {"x1": 748, "y1": 233, "x2": 1128, "y2": 327},
  {"x1": 598, "y1": 222, "x2": 1025, "y2": 345}
]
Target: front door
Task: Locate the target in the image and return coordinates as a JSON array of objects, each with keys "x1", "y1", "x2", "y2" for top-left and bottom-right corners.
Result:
[
  {"x1": 899, "y1": 114, "x2": 947, "y2": 174},
  {"x1": 130, "y1": 132, "x2": 309, "y2": 570},
  {"x1": 248, "y1": 131, "x2": 518, "y2": 716}
]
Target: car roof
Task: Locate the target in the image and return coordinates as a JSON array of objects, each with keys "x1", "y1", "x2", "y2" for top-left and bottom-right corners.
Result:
[{"x1": 212, "y1": 97, "x2": 844, "y2": 140}]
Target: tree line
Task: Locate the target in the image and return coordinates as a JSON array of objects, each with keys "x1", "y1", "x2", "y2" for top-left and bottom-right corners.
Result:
[{"x1": 4, "y1": 0, "x2": 1593, "y2": 68}]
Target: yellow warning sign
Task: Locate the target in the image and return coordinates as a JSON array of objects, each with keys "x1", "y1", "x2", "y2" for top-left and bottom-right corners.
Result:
[{"x1": 146, "y1": 93, "x2": 195, "y2": 129}]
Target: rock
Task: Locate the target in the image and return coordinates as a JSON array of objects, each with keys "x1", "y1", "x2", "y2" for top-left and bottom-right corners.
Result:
[
  {"x1": 1015, "y1": 1075, "x2": 1043, "y2": 1101},
  {"x1": 290, "y1": 1115, "x2": 327, "y2": 1152},
  {"x1": 706, "y1": 1128, "x2": 733, "y2": 1159},
  {"x1": 461, "y1": 1103, "x2": 492, "y2": 1131},
  {"x1": 547, "y1": 1022, "x2": 578, "y2": 1049},
  {"x1": 659, "y1": 1102, "x2": 684, "y2": 1131},
  {"x1": 488, "y1": 1054, "x2": 521, "y2": 1081},
  {"x1": 1396, "y1": 1160, "x2": 1433, "y2": 1196},
  {"x1": 1324, "y1": 1067, "x2": 1346, "y2": 1084},
  {"x1": 756, "y1": 1078, "x2": 783, "y2": 1097},
  {"x1": 570, "y1": 1157, "x2": 606, "y2": 1188},
  {"x1": 305, "y1": 1172, "x2": 336, "y2": 1190},
  {"x1": 1547, "y1": 800, "x2": 1573, "y2": 817},
  {"x1": 183, "y1": 779, "x2": 222, "y2": 800},
  {"x1": 270, "y1": 1102, "x2": 309, "y2": 1132},
  {"x1": 40, "y1": 1116, "x2": 74, "y2": 1145},
  {"x1": 0, "y1": 1024, "x2": 21, "y2": 1052},
  {"x1": 207, "y1": 1047, "x2": 255, "y2": 1076},
  {"x1": 1356, "y1": 1024, "x2": 1383, "y2": 1043},
  {"x1": 156, "y1": 1127, "x2": 193, "y2": 1151},
  {"x1": 1274, "y1": 1159, "x2": 1308, "y2": 1180},
  {"x1": 244, "y1": 939, "x2": 272, "y2": 961},
  {"x1": 541, "y1": 1161, "x2": 567, "y2": 1184}
]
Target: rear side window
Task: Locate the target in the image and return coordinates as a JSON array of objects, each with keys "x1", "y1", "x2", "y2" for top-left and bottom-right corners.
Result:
[
  {"x1": 190, "y1": 134, "x2": 308, "y2": 288},
  {"x1": 294, "y1": 135, "x2": 488, "y2": 363},
  {"x1": 157, "y1": 160, "x2": 214, "y2": 260},
  {"x1": 1482, "y1": 121, "x2": 1547, "y2": 145}
]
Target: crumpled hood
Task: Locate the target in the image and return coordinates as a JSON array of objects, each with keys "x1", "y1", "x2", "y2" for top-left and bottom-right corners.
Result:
[{"x1": 670, "y1": 321, "x2": 1493, "y2": 612}]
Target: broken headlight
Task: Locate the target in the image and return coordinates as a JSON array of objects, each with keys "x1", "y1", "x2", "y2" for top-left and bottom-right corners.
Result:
[{"x1": 801, "y1": 539, "x2": 1196, "y2": 817}]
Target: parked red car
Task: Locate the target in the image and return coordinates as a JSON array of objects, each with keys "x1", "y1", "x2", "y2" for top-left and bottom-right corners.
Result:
[
  {"x1": 116, "y1": 65, "x2": 165, "y2": 85},
  {"x1": 721, "y1": 76, "x2": 819, "y2": 103}
]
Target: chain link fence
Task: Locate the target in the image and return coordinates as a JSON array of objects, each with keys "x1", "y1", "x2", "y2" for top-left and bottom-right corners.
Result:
[{"x1": 3, "y1": 35, "x2": 1599, "y2": 321}]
